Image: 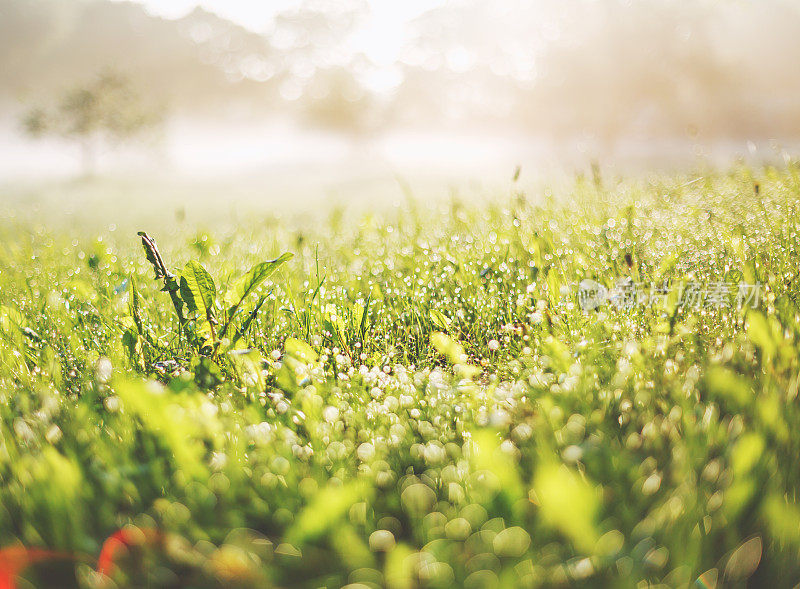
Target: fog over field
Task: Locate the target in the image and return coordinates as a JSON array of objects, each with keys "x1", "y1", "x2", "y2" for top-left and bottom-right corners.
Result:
[{"x1": 2, "y1": 0, "x2": 800, "y2": 187}]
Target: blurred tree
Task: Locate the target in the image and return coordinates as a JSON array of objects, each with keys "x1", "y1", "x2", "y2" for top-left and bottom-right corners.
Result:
[
  {"x1": 0, "y1": 0, "x2": 279, "y2": 116},
  {"x1": 270, "y1": 0, "x2": 368, "y2": 72},
  {"x1": 269, "y1": 0, "x2": 387, "y2": 143},
  {"x1": 300, "y1": 64, "x2": 382, "y2": 139},
  {"x1": 22, "y1": 70, "x2": 164, "y2": 175}
]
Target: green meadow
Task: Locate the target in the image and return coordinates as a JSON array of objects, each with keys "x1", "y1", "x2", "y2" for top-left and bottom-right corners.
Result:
[{"x1": 1, "y1": 166, "x2": 799, "y2": 587}]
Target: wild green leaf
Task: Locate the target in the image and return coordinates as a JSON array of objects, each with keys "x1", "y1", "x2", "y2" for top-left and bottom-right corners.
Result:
[
  {"x1": 431, "y1": 332, "x2": 466, "y2": 364},
  {"x1": 287, "y1": 480, "x2": 370, "y2": 544},
  {"x1": 534, "y1": 461, "x2": 599, "y2": 552},
  {"x1": 284, "y1": 338, "x2": 318, "y2": 363},
  {"x1": 429, "y1": 308, "x2": 451, "y2": 331},
  {"x1": 223, "y1": 253, "x2": 293, "y2": 311},
  {"x1": 747, "y1": 312, "x2": 777, "y2": 362},
  {"x1": 706, "y1": 367, "x2": 752, "y2": 408},
  {"x1": 180, "y1": 260, "x2": 216, "y2": 317}
]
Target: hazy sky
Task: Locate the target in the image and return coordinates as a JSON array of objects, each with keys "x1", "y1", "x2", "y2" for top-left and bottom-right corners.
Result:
[{"x1": 113, "y1": 0, "x2": 443, "y2": 65}]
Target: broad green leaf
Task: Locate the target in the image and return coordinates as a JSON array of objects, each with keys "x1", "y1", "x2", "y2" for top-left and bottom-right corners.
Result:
[
  {"x1": 431, "y1": 332, "x2": 480, "y2": 378},
  {"x1": 223, "y1": 253, "x2": 293, "y2": 311},
  {"x1": 353, "y1": 302, "x2": 365, "y2": 332},
  {"x1": 431, "y1": 332, "x2": 466, "y2": 364},
  {"x1": 276, "y1": 338, "x2": 319, "y2": 391},
  {"x1": 331, "y1": 524, "x2": 374, "y2": 570},
  {"x1": 747, "y1": 313, "x2": 776, "y2": 362},
  {"x1": 28, "y1": 447, "x2": 84, "y2": 547},
  {"x1": 727, "y1": 435, "x2": 764, "y2": 518},
  {"x1": 657, "y1": 253, "x2": 678, "y2": 280},
  {"x1": 0, "y1": 304, "x2": 23, "y2": 334},
  {"x1": 115, "y1": 380, "x2": 208, "y2": 478},
  {"x1": 543, "y1": 336, "x2": 571, "y2": 372},
  {"x1": 470, "y1": 429, "x2": 524, "y2": 510},
  {"x1": 534, "y1": 461, "x2": 599, "y2": 552},
  {"x1": 430, "y1": 309, "x2": 452, "y2": 331},
  {"x1": 385, "y1": 543, "x2": 415, "y2": 587},
  {"x1": 763, "y1": 495, "x2": 800, "y2": 546},
  {"x1": 179, "y1": 261, "x2": 216, "y2": 317},
  {"x1": 287, "y1": 480, "x2": 370, "y2": 544},
  {"x1": 229, "y1": 348, "x2": 265, "y2": 390},
  {"x1": 731, "y1": 432, "x2": 764, "y2": 475},
  {"x1": 706, "y1": 367, "x2": 751, "y2": 408},
  {"x1": 284, "y1": 338, "x2": 318, "y2": 363}
]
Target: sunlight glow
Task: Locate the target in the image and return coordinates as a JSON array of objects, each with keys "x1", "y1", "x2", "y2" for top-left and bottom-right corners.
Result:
[{"x1": 113, "y1": 0, "x2": 444, "y2": 65}]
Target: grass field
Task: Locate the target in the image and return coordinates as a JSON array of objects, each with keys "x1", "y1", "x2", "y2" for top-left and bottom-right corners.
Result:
[{"x1": 2, "y1": 165, "x2": 800, "y2": 587}]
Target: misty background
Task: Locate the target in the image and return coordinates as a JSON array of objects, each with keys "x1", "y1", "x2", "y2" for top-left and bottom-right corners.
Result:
[{"x1": 2, "y1": 0, "x2": 800, "y2": 186}]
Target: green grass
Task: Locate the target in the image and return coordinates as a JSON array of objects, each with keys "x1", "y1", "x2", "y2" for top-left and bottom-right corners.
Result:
[{"x1": 2, "y1": 165, "x2": 800, "y2": 587}]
